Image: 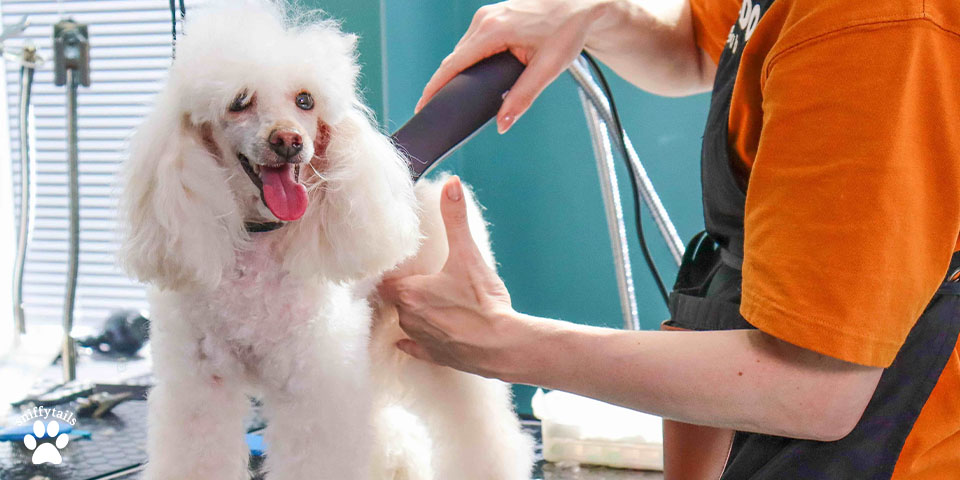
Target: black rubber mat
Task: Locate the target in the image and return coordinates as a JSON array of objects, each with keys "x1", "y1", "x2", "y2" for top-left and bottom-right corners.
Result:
[{"x1": 0, "y1": 400, "x2": 148, "y2": 480}]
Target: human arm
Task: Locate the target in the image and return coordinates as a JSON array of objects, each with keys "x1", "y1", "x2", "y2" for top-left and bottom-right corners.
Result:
[
  {"x1": 379, "y1": 176, "x2": 882, "y2": 442},
  {"x1": 507, "y1": 318, "x2": 881, "y2": 441},
  {"x1": 417, "y1": 0, "x2": 716, "y2": 134}
]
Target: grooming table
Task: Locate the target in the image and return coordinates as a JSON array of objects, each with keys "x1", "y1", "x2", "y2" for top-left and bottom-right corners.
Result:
[
  {"x1": 2, "y1": 362, "x2": 661, "y2": 480},
  {"x1": 1, "y1": 405, "x2": 662, "y2": 480}
]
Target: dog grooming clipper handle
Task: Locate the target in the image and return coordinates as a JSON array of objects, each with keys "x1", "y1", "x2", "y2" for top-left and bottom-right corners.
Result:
[{"x1": 392, "y1": 52, "x2": 525, "y2": 181}]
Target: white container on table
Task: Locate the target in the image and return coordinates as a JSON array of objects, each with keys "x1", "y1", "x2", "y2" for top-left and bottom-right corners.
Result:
[{"x1": 532, "y1": 388, "x2": 664, "y2": 471}]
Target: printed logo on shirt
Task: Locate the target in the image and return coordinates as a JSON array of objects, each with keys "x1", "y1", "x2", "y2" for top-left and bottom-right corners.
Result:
[{"x1": 725, "y1": 0, "x2": 768, "y2": 54}]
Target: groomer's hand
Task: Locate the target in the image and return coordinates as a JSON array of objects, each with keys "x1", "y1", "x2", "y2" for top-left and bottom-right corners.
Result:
[
  {"x1": 378, "y1": 176, "x2": 536, "y2": 380},
  {"x1": 417, "y1": 0, "x2": 609, "y2": 134}
]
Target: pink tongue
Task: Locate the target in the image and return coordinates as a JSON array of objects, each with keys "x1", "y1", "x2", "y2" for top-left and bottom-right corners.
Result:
[{"x1": 260, "y1": 164, "x2": 308, "y2": 221}]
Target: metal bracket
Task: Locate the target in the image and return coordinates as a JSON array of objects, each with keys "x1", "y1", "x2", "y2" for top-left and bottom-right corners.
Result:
[{"x1": 54, "y1": 19, "x2": 90, "y2": 87}]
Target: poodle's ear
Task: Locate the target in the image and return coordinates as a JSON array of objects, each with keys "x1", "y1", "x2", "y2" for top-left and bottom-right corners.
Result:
[
  {"x1": 120, "y1": 93, "x2": 245, "y2": 290},
  {"x1": 281, "y1": 108, "x2": 421, "y2": 281}
]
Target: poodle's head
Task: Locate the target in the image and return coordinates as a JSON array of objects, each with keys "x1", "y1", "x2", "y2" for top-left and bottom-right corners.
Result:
[{"x1": 121, "y1": 0, "x2": 420, "y2": 290}]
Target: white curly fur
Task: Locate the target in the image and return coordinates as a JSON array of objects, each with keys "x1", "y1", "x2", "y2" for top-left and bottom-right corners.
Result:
[{"x1": 120, "y1": 1, "x2": 533, "y2": 479}]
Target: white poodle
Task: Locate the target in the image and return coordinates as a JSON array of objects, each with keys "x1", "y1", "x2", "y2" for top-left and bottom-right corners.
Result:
[{"x1": 119, "y1": 1, "x2": 533, "y2": 479}]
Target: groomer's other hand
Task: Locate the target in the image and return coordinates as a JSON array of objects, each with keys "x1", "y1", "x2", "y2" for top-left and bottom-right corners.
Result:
[
  {"x1": 416, "y1": 0, "x2": 609, "y2": 134},
  {"x1": 379, "y1": 176, "x2": 534, "y2": 380}
]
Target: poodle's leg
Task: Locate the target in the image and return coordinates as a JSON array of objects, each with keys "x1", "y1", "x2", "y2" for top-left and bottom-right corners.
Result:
[
  {"x1": 261, "y1": 365, "x2": 372, "y2": 480},
  {"x1": 144, "y1": 322, "x2": 249, "y2": 480},
  {"x1": 375, "y1": 177, "x2": 534, "y2": 479},
  {"x1": 371, "y1": 308, "x2": 532, "y2": 480},
  {"x1": 368, "y1": 306, "x2": 437, "y2": 480},
  {"x1": 144, "y1": 380, "x2": 250, "y2": 480},
  {"x1": 260, "y1": 306, "x2": 373, "y2": 480},
  {"x1": 399, "y1": 357, "x2": 535, "y2": 480},
  {"x1": 370, "y1": 402, "x2": 435, "y2": 480}
]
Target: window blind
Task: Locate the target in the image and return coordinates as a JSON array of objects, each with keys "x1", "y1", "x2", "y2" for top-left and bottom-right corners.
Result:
[{"x1": 2, "y1": 0, "x2": 182, "y2": 327}]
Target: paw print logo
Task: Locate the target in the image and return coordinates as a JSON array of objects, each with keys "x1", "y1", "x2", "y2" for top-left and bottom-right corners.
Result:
[{"x1": 22, "y1": 420, "x2": 69, "y2": 465}]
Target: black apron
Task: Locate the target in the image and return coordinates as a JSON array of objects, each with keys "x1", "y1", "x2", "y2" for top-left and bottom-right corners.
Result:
[{"x1": 665, "y1": 0, "x2": 960, "y2": 477}]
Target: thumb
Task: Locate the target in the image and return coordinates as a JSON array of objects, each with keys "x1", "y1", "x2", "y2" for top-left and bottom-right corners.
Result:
[
  {"x1": 440, "y1": 176, "x2": 485, "y2": 267},
  {"x1": 396, "y1": 339, "x2": 434, "y2": 363}
]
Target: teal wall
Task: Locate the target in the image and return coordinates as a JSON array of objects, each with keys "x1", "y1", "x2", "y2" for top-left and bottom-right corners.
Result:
[
  {"x1": 305, "y1": 0, "x2": 711, "y2": 415},
  {"x1": 301, "y1": 0, "x2": 386, "y2": 117}
]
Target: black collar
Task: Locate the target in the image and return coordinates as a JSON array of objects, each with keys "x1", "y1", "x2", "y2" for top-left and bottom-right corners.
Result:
[{"x1": 245, "y1": 221, "x2": 285, "y2": 233}]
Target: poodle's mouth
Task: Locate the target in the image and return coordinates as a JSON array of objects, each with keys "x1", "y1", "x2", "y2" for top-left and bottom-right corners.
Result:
[{"x1": 238, "y1": 153, "x2": 308, "y2": 222}]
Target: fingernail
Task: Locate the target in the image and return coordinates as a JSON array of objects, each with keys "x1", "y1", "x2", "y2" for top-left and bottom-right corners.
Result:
[
  {"x1": 497, "y1": 114, "x2": 514, "y2": 134},
  {"x1": 415, "y1": 98, "x2": 423, "y2": 113},
  {"x1": 445, "y1": 176, "x2": 463, "y2": 201}
]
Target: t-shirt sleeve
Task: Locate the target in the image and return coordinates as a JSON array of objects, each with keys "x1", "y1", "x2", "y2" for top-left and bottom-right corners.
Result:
[
  {"x1": 688, "y1": 0, "x2": 741, "y2": 64},
  {"x1": 740, "y1": 20, "x2": 960, "y2": 368}
]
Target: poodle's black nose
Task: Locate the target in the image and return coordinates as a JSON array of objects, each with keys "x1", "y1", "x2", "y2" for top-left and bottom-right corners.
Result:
[{"x1": 268, "y1": 129, "x2": 303, "y2": 160}]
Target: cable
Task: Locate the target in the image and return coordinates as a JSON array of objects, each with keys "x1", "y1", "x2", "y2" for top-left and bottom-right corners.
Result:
[
  {"x1": 170, "y1": 0, "x2": 186, "y2": 59},
  {"x1": 169, "y1": 0, "x2": 177, "y2": 58},
  {"x1": 581, "y1": 52, "x2": 670, "y2": 306}
]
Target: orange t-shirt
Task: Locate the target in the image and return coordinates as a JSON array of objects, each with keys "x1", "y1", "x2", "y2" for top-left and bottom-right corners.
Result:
[{"x1": 689, "y1": 0, "x2": 960, "y2": 477}]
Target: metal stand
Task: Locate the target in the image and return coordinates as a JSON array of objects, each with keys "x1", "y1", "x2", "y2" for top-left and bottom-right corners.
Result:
[
  {"x1": 568, "y1": 58, "x2": 685, "y2": 329},
  {"x1": 579, "y1": 90, "x2": 641, "y2": 331},
  {"x1": 53, "y1": 19, "x2": 91, "y2": 382},
  {"x1": 0, "y1": 15, "x2": 35, "y2": 343},
  {"x1": 12, "y1": 46, "x2": 38, "y2": 339}
]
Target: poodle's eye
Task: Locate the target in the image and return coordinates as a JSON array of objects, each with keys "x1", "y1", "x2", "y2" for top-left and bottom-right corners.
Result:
[
  {"x1": 229, "y1": 91, "x2": 252, "y2": 112},
  {"x1": 295, "y1": 92, "x2": 314, "y2": 111}
]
